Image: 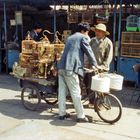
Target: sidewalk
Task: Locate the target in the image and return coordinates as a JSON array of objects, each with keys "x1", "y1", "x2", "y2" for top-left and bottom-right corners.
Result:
[{"x1": 0, "y1": 74, "x2": 140, "y2": 140}]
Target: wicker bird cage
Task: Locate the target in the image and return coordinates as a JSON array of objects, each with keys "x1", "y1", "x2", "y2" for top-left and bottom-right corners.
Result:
[
  {"x1": 38, "y1": 62, "x2": 46, "y2": 78},
  {"x1": 22, "y1": 40, "x2": 37, "y2": 54},
  {"x1": 67, "y1": 11, "x2": 79, "y2": 23},
  {"x1": 82, "y1": 10, "x2": 94, "y2": 24},
  {"x1": 54, "y1": 44, "x2": 65, "y2": 61},
  {"x1": 19, "y1": 53, "x2": 38, "y2": 68},
  {"x1": 37, "y1": 43, "x2": 54, "y2": 60}
]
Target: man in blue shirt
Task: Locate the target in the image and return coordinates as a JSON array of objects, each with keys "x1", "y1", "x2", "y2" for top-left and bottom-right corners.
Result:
[
  {"x1": 57, "y1": 22, "x2": 98, "y2": 122},
  {"x1": 29, "y1": 24, "x2": 42, "y2": 41}
]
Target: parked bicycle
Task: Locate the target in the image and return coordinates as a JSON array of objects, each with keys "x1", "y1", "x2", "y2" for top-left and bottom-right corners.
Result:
[{"x1": 81, "y1": 68, "x2": 123, "y2": 124}]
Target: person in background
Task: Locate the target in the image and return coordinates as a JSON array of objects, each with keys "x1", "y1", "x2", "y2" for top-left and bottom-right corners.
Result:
[
  {"x1": 57, "y1": 22, "x2": 99, "y2": 123},
  {"x1": 29, "y1": 24, "x2": 42, "y2": 41},
  {"x1": 87, "y1": 23, "x2": 113, "y2": 105}
]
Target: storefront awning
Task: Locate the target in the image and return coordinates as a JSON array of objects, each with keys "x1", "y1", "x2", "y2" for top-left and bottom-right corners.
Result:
[{"x1": 0, "y1": 0, "x2": 139, "y2": 6}]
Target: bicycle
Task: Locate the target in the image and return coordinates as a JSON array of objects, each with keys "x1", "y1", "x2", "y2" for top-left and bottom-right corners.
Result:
[
  {"x1": 81, "y1": 68, "x2": 123, "y2": 124},
  {"x1": 19, "y1": 66, "x2": 122, "y2": 124}
]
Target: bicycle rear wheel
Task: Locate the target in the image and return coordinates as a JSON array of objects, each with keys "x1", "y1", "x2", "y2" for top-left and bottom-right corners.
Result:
[
  {"x1": 95, "y1": 93, "x2": 122, "y2": 124},
  {"x1": 21, "y1": 86, "x2": 41, "y2": 111}
]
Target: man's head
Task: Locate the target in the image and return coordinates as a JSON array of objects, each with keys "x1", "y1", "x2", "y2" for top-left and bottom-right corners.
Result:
[
  {"x1": 33, "y1": 24, "x2": 42, "y2": 33},
  {"x1": 77, "y1": 22, "x2": 90, "y2": 35},
  {"x1": 91, "y1": 23, "x2": 109, "y2": 39}
]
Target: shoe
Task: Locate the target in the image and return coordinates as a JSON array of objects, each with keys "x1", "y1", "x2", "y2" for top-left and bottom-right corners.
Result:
[
  {"x1": 77, "y1": 117, "x2": 89, "y2": 123},
  {"x1": 59, "y1": 113, "x2": 71, "y2": 120}
]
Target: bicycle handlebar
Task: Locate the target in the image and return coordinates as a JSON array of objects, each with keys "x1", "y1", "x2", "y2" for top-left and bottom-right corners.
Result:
[{"x1": 84, "y1": 67, "x2": 105, "y2": 74}]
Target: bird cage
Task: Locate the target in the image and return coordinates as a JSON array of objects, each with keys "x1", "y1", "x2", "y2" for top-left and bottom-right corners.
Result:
[
  {"x1": 19, "y1": 53, "x2": 37, "y2": 68},
  {"x1": 67, "y1": 10, "x2": 79, "y2": 23},
  {"x1": 96, "y1": 15, "x2": 109, "y2": 24},
  {"x1": 38, "y1": 62, "x2": 46, "y2": 78},
  {"x1": 54, "y1": 44, "x2": 65, "y2": 61},
  {"x1": 82, "y1": 10, "x2": 94, "y2": 24},
  {"x1": 37, "y1": 43, "x2": 54, "y2": 62},
  {"x1": 22, "y1": 40, "x2": 37, "y2": 54}
]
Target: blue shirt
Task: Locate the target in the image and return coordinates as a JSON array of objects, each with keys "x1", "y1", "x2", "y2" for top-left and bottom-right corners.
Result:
[{"x1": 57, "y1": 32, "x2": 97, "y2": 77}]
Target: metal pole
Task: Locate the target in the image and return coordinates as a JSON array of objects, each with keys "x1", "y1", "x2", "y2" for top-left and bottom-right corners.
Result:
[
  {"x1": 0, "y1": 27, "x2": 1, "y2": 72},
  {"x1": 68, "y1": 5, "x2": 70, "y2": 29},
  {"x1": 21, "y1": 17, "x2": 24, "y2": 40},
  {"x1": 4, "y1": 3, "x2": 7, "y2": 43},
  {"x1": 53, "y1": 3, "x2": 56, "y2": 42},
  {"x1": 0, "y1": 24, "x2": 1, "y2": 49},
  {"x1": 113, "y1": 0, "x2": 117, "y2": 71},
  {"x1": 117, "y1": 0, "x2": 123, "y2": 72},
  {"x1": 15, "y1": 5, "x2": 18, "y2": 42},
  {"x1": 4, "y1": 2, "x2": 8, "y2": 73},
  {"x1": 113, "y1": 0, "x2": 117, "y2": 45},
  {"x1": 20, "y1": 7, "x2": 24, "y2": 40}
]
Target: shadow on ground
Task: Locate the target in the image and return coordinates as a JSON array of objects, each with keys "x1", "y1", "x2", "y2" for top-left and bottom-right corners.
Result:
[
  {"x1": 112, "y1": 87, "x2": 140, "y2": 109},
  {"x1": 0, "y1": 98, "x2": 112, "y2": 126},
  {"x1": 0, "y1": 98, "x2": 78, "y2": 127},
  {"x1": 0, "y1": 74, "x2": 21, "y2": 91}
]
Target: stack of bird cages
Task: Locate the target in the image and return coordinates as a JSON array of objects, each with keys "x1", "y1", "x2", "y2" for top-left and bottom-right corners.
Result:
[
  {"x1": 20, "y1": 40, "x2": 38, "y2": 77},
  {"x1": 121, "y1": 32, "x2": 140, "y2": 58},
  {"x1": 20, "y1": 39, "x2": 53, "y2": 78},
  {"x1": 18, "y1": 30, "x2": 65, "y2": 78}
]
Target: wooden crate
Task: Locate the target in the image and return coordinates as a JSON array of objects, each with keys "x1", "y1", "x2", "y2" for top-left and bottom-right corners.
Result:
[
  {"x1": 121, "y1": 32, "x2": 140, "y2": 43},
  {"x1": 121, "y1": 43, "x2": 140, "y2": 58}
]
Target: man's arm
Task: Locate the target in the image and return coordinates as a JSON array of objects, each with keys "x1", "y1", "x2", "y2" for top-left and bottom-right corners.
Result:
[
  {"x1": 102, "y1": 40, "x2": 113, "y2": 71},
  {"x1": 81, "y1": 37, "x2": 97, "y2": 67}
]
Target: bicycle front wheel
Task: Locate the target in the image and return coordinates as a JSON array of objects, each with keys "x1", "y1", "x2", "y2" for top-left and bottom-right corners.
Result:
[{"x1": 95, "y1": 93, "x2": 122, "y2": 124}]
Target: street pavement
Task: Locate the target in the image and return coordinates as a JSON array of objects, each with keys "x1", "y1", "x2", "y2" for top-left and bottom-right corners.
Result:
[{"x1": 0, "y1": 74, "x2": 140, "y2": 140}]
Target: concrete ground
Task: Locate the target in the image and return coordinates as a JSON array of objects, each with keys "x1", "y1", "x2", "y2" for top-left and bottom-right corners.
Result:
[{"x1": 0, "y1": 74, "x2": 140, "y2": 140}]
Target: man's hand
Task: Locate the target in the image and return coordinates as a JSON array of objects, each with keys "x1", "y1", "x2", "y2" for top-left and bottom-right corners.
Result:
[
  {"x1": 92, "y1": 66, "x2": 97, "y2": 70},
  {"x1": 95, "y1": 65, "x2": 108, "y2": 73},
  {"x1": 92, "y1": 65, "x2": 105, "y2": 73},
  {"x1": 95, "y1": 65, "x2": 103, "y2": 70}
]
